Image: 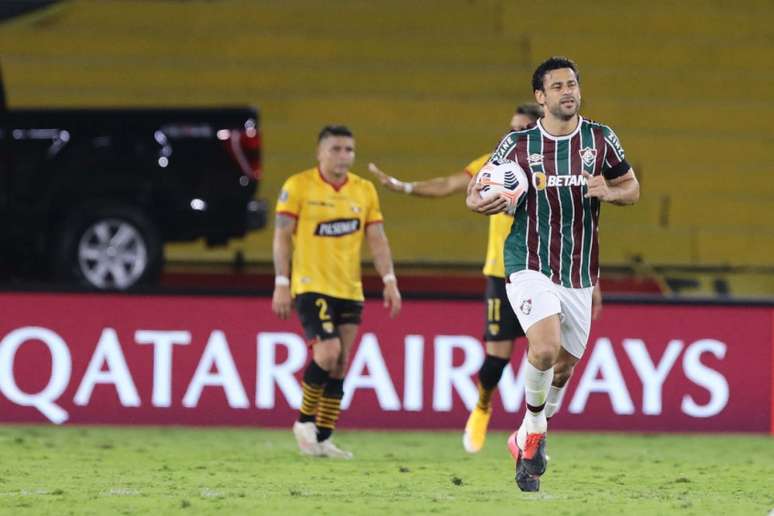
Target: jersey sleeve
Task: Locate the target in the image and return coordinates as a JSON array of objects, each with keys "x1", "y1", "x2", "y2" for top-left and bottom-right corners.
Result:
[
  {"x1": 365, "y1": 181, "x2": 384, "y2": 226},
  {"x1": 490, "y1": 130, "x2": 519, "y2": 163},
  {"x1": 601, "y1": 125, "x2": 631, "y2": 180},
  {"x1": 275, "y1": 176, "x2": 302, "y2": 218},
  {"x1": 464, "y1": 153, "x2": 492, "y2": 177}
]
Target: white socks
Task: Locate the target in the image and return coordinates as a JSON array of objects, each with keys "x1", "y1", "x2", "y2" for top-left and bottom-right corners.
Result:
[
  {"x1": 545, "y1": 385, "x2": 566, "y2": 419},
  {"x1": 524, "y1": 361, "x2": 554, "y2": 407},
  {"x1": 523, "y1": 361, "x2": 553, "y2": 434},
  {"x1": 518, "y1": 384, "x2": 567, "y2": 449}
]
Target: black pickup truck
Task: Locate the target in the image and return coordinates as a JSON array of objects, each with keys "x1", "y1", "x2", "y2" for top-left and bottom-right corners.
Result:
[{"x1": 0, "y1": 69, "x2": 266, "y2": 290}]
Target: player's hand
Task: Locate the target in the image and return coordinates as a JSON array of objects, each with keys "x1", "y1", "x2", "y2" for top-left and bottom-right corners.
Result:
[
  {"x1": 466, "y1": 182, "x2": 508, "y2": 215},
  {"x1": 583, "y1": 171, "x2": 614, "y2": 202},
  {"x1": 368, "y1": 162, "x2": 410, "y2": 193},
  {"x1": 272, "y1": 285, "x2": 292, "y2": 320},
  {"x1": 383, "y1": 282, "x2": 402, "y2": 318},
  {"x1": 591, "y1": 283, "x2": 603, "y2": 320}
]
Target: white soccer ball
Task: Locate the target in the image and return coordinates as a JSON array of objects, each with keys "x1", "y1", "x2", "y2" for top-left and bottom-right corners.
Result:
[{"x1": 476, "y1": 159, "x2": 528, "y2": 214}]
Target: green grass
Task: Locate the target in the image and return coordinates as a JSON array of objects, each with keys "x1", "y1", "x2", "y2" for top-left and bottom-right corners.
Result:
[{"x1": 0, "y1": 426, "x2": 772, "y2": 515}]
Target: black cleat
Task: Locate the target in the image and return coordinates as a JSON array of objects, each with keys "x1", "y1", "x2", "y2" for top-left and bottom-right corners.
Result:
[
  {"x1": 515, "y1": 460, "x2": 540, "y2": 492},
  {"x1": 508, "y1": 431, "x2": 541, "y2": 492}
]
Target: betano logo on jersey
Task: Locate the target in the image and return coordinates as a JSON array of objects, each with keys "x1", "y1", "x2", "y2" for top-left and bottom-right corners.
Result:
[
  {"x1": 532, "y1": 172, "x2": 588, "y2": 191},
  {"x1": 314, "y1": 218, "x2": 361, "y2": 237}
]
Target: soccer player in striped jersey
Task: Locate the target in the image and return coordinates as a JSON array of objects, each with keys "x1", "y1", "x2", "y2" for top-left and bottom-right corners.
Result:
[
  {"x1": 368, "y1": 105, "x2": 602, "y2": 454},
  {"x1": 272, "y1": 125, "x2": 402, "y2": 459},
  {"x1": 467, "y1": 56, "x2": 640, "y2": 491}
]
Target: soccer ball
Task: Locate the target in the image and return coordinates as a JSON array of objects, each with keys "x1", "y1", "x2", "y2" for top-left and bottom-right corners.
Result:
[{"x1": 476, "y1": 159, "x2": 528, "y2": 214}]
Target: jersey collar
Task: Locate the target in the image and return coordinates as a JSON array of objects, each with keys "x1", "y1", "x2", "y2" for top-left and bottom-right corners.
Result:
[
  {"x1": 537, "y1": 115, "x2": 583, "y2": 141},
  {"x1": 317, "y1": 166, "x2": 349, "y2": 192}
]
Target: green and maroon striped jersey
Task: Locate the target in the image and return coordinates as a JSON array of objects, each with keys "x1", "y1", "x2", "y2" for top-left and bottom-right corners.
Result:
[{"x1": 492, "y1": 116, "x2": 630, "y2": 288}]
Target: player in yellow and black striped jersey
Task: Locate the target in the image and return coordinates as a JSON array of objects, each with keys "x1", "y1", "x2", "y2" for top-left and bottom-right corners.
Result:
[
  {"x1": 273, "y1": 125, "x2": 402, "y2": 459},
  {"x1": 369, "y1": 104, "x2": 602, "y2": 454}
]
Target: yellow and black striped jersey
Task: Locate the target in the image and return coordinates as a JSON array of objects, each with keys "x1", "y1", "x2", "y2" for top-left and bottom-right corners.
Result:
[
  {"x1": 276, "y1": 167, "x2": 384, "y2": 301},
  {"x1": 464, "y1": 153, "x2": 514, "y2": 279}
]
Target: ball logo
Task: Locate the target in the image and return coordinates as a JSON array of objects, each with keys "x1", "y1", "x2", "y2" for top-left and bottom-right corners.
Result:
[
  {"x1": 488, "y1": 323, "x2": 500, "y2": 336},
  {"x1": 322, "y1": 322, "x2": 334, "y2": 334},
  {"x1": 478, "y1": 170, "x2": 494, "y2": 194},
  {"x1": 533, "y1": 172, "x2": 547, "y2": 191},
  {"x1": 520, "y1": 299, "x2": 532, "y2": 315},
  {"x1": 502, "y1": 168, "x2": 518, "y2": 191}
]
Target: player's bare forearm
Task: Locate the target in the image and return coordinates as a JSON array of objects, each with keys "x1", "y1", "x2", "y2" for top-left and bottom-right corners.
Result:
[
  {"x1": 592, "y1": 283, "x2": 603, "y2": 320},
  {"x1": 366, "y1": 222, "x2": 402, "y2": 318},
  {"x1": 271, "y1": 214, "x2": 295, "y2": 320},
  {"x1": 365, "y1": 223, "x2": 395, "y2": 277},
  {"x1": 272, "y1": 214, "x2": 296, "y2": 277},
  {"x1": 368, "y1": 162, "x2": 469, "y2": 198},
  {"x1": 606, "y1": 170, "x2": 640, "y2": 206},
  {"x1": 583, "y1": 169, "x2": 640, "y2": 206},
  {"x1": 411, "y1": 171, "x2": 470, "y2": 197}
]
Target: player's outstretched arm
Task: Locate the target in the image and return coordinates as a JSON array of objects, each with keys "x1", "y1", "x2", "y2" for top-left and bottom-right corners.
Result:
[
  {"x1": 583, "y1": 169, "x2": 640, "y2": 205},
  {"x1": 272, "y1": 213, "x2": 296, "y2": 320},
  {"x1": 365, "y1": 223, "x2": 402, "y2": 318},
  {"x1": 368, "y1": 162, "x2": 469, "y2": 198}
]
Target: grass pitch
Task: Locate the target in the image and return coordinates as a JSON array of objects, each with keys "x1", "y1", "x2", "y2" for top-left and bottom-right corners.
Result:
[{"x1": 0, "y1": 426, "x2": 772, "y2": 515}]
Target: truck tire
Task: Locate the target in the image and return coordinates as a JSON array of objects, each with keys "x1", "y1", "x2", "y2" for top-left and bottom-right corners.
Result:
[{"x1": 55, "y1": 205, "x2": 163, "y2": 290}]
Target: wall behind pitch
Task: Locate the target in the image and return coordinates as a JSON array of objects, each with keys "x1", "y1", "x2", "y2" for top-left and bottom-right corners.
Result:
[
  {"x1": 0, "y1": 293, "x2": 771, "y2": 433},
  {"x1": 2, "y1": 1, "x2": 772, "y2": 267}
]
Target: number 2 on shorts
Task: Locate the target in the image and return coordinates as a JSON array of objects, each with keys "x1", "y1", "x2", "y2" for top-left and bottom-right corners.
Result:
[{"x1": 315, "y1": 298, "x2": 331, "y2": 321}]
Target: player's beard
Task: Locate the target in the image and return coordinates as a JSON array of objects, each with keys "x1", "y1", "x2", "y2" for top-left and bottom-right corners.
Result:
[{"x1": 548, "y1": 97, "x2": 580, "y2": 121}]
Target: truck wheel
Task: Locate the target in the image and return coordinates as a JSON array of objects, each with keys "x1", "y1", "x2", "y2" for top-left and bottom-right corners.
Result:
[{"x1": 56, "y1": 206, "x2": 162, "y2": 290}]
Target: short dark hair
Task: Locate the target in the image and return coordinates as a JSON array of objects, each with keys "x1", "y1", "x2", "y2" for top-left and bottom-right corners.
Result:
[
  {"x1": 318, "y1": 125, "x2": 353, "y2": 142},
  {"x1": 532, "y1": 56, "x2": 580, "y2": 92},
  {"x1": 515, "y1": 102, "x2": 544, "y2": 121}
]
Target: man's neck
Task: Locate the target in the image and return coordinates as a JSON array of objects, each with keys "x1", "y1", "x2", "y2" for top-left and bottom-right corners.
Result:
[
  {"x1": 319, "y1": 166, "x2": 347, "y2": 186},
  {"x1": 541, "y1": 114, "x2": 580, "y2": 137}
]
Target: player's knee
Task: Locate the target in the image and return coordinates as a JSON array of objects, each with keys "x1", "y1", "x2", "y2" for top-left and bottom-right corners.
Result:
[
  {"x1": 313, "y1": 339, "x2": 341, "y2": 371},
  {"x1": 485, "y1": 340, "x2": 512, "y2": 359},
  {"x1": 529, "y1": 340, "x2": 561, "y2": 369},
  {"x1": 315, "y1": 356, "x2": 337, "y2": 372}
]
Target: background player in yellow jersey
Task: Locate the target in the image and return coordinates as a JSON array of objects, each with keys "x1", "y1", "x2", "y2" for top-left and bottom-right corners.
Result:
[
  {"x1": 272, "y1": 125, "x2": 402, "y2": 459},
  {"x1": 368, "y1": 105, "x2": 602, "y2": 454}
]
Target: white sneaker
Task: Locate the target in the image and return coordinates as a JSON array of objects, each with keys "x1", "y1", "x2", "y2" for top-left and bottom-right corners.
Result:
[
  {"x1": 293, "y1": 421, "x2": 320, "y2": 456},
  {"x1": 317, "y1": 439, "x2": 353, "y2": 459}
]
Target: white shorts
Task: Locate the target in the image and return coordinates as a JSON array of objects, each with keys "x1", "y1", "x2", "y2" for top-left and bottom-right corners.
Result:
[{"x1": 505, "y1": 270, "x2": 593, "y2": 359}]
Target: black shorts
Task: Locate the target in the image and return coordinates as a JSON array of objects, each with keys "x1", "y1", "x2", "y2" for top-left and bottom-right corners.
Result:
[
  {"x1": 483, "y1": 276, "x2": 525, "y2": 342},
  {"x1": 295, "y1": 292, "x2": 364, "y2": 342}
]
